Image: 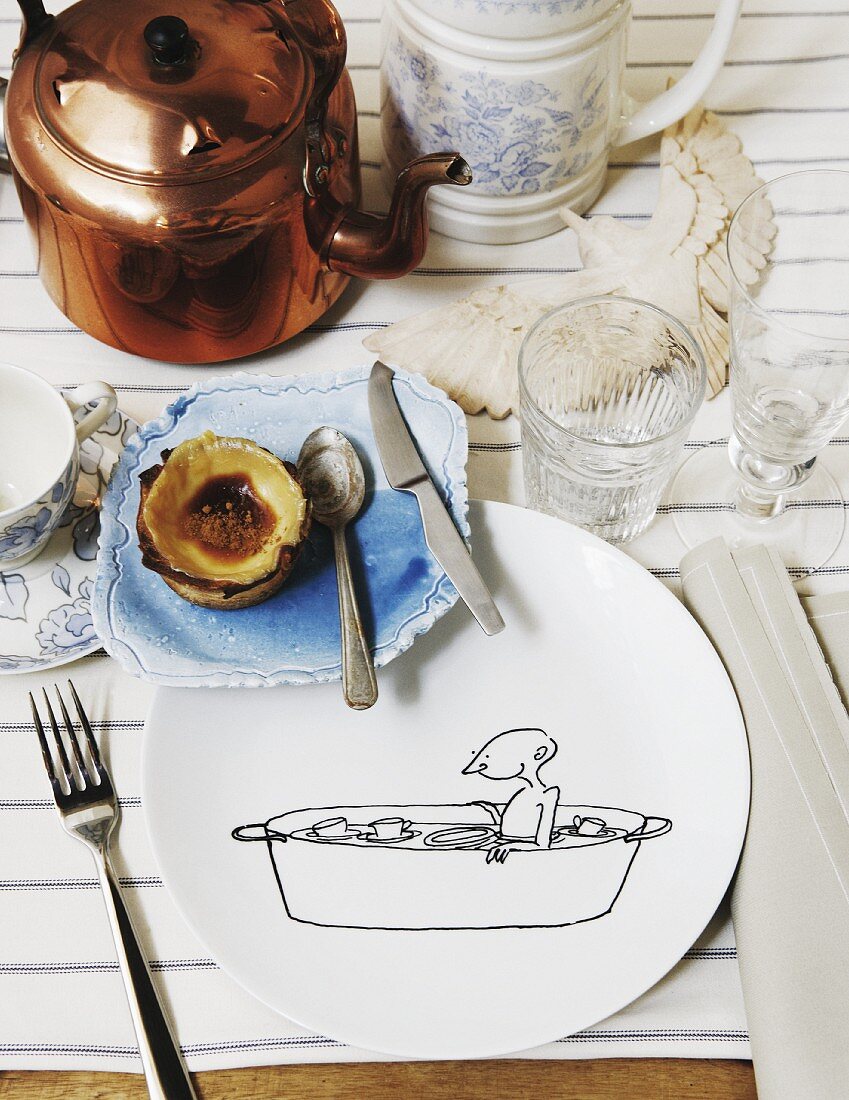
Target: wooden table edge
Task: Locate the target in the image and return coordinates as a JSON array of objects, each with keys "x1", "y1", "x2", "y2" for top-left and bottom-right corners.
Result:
[{"x1": 0, "y1": 1057, "x2": 757, "y2": 1098}]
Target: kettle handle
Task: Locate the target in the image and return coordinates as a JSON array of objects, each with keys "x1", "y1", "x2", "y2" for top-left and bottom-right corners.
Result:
[
  {"x1": 15, "y1": 0, "x2": 54, "y2": 56},
  {"x1": 282, "y1": 0, "x2": 347, "y2": 198},
  {"x1": 0, "y1": 78, "x2": 9, "y2": 174},
  {"x1": 4, "y1": 0, "x2": 52, "y2": 173}
]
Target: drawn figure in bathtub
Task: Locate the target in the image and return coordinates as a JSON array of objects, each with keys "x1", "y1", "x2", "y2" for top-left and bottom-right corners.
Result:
[
  {"x1": 232, "y1": 723, "x2": 674, "y2": 930},
  {"x1": 463, "y1": 728, "x2": 559, "y2": 864}
]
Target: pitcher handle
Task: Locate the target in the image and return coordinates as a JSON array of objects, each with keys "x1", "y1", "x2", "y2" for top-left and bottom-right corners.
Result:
[{"x1": 615, "y1": 0, "x2": 742, "y2": 146}]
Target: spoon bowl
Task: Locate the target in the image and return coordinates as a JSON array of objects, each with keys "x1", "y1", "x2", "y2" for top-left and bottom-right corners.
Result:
[
  {"x1": 298, "y1": 427, "x2": 377, "y2": 710},
  {"x1": 298, "y1": 426, "x2": 366, "y2": 530}
]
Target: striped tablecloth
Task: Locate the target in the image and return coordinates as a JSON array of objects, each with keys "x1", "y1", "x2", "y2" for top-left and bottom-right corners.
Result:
[{"x1": 1, "y1": 0, "x2": 847, "y2": 1073}]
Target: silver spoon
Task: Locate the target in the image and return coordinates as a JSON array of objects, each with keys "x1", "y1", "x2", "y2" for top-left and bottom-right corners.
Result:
[{"x1": 298, "y1": 427, "x2": 378, "y2": 710}]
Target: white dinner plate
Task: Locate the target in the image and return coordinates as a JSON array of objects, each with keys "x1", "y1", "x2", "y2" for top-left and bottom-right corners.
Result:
[{"x1": 142, "y1": 500, "x2": 749, "y2": 1060}]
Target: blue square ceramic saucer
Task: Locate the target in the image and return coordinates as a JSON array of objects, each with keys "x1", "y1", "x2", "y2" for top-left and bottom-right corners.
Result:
[{"x1": 92, "y1": 365, "x2": 468, "y2": 687}]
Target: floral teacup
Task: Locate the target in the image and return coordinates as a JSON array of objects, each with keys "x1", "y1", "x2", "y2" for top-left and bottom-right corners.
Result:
[{"x1": 0, "y1": 364, "x2": 117, "y2": 570}]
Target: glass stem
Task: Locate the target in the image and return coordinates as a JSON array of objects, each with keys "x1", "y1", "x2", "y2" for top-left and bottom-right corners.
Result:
[
  {"x1": 728, "y1": 432, "x2": 815, "y2": 523},
  {"x1": 734, "y1": 480, "x2": 787, "y2": 521}
]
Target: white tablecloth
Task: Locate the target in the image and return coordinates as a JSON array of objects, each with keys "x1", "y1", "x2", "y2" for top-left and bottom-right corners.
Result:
[{"x1": 1, "y1": 0, "x2": 847, "y2": 1073}]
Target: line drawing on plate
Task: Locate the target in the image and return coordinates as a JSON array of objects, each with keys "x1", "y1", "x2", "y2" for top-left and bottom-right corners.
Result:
[
  {"x1": 232, "y1": 727, "x2": 672, "y2": 931},
  {"x1": 461, "y1": 727, "x2": 560, "y2": 864}
]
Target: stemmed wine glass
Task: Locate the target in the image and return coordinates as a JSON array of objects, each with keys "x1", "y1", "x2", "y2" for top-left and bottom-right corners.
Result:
[{"x1": 669, "y1": 170, "x2": 849, "y2": 570}]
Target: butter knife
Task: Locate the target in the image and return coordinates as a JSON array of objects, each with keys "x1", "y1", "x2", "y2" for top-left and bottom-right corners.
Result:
[{"x1": 368, "y1": 361, "x2": 505, "y2": 636}]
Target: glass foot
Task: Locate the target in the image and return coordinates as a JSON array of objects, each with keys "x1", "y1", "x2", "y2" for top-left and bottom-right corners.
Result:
[{"x1": 667, "y1": 444, "x2": 845, "y2": 575}]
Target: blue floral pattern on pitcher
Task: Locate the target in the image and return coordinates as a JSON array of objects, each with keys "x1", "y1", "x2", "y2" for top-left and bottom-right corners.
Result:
[
  {"x1": 448, "y1": 0, "x2": 599, "y2": 13},
  {"x1": 383, "y1": 32, "x2": 606, "y2": 197}
]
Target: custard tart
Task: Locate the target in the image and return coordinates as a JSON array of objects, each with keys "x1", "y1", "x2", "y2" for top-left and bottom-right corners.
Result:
[{"x1": 137, "y1": 431, "x2": 311, "y2": 609}]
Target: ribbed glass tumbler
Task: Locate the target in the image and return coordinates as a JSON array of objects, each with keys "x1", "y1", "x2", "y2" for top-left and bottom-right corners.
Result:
[{"x1": 519, "y1": 297, "x2": 707, "y2": 543}]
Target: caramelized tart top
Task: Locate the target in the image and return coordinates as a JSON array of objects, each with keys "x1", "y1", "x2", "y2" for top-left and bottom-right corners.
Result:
[{"x1": 141, "y1": 431, "x2": 308, "y2": 586}]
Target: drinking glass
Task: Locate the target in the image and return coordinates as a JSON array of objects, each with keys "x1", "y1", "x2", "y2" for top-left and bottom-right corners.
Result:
[
  {"x1": 670, "y1": 171, "x2": 849, "y2": 568},
  {"x1": 519, "y1": 297, "x2": 706, "y2": 543}
]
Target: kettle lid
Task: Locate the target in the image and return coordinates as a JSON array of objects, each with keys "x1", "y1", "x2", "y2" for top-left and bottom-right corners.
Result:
[{"x1": 31, "y1": 0, "x2": 308, "y2": 182}]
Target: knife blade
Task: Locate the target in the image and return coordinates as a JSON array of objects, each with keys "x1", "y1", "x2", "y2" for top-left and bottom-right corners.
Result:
[{"x1": 368, "y1": 361, "x2": 505, "y2": 636}]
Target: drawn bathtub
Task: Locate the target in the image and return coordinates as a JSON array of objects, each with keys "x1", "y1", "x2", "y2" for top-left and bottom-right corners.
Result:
[{"x1": 232, "y1": 803, "x2": 671, "y2": 930}]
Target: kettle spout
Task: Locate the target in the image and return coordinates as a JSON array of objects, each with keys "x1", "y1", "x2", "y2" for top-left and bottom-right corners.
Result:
[{"x1": 326, "y1": 153, "x2": 472, "y2": 279}]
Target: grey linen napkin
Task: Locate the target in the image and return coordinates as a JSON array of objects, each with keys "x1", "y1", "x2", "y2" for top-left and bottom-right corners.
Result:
[{"x1": 680, "y1": 539, "x2": 849, "y2": 1100}]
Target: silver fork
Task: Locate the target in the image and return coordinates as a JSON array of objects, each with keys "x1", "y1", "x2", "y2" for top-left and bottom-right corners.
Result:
[{"x1": 30, "y1": 682, "x2": 197, "y2": 1100}]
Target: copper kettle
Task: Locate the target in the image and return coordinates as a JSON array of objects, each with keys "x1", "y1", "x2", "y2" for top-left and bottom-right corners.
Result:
[{"x1": 0, "y1": 0, "x2": 471, "y2": 362}]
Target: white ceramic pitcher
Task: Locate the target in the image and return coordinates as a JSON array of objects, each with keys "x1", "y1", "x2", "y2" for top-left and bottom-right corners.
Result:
[{"x1": 381, "y1": 0, "x2": 742, "y2": 243}]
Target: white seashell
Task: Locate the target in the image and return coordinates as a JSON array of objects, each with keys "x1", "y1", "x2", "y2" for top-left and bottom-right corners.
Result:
[
  {"x1": 365, "y1": 288, "x2": 532, "y2": 419},
  {"x1": 365, "y1": 97, "x2": 773, "y2": 417}
]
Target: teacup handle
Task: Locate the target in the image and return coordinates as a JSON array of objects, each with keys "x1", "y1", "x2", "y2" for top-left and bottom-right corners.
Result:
[
  {"x1": 616, "y1": 0, "x2": 742, "y2": 146},
  {"x1": 64, "y1": 381, "x2": 118, "y2": 443}
]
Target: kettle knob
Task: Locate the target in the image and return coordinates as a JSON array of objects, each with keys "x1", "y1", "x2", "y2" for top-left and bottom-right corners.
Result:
[{"x1": 144, "y1": 15, "x2": 190, "y2": 65}]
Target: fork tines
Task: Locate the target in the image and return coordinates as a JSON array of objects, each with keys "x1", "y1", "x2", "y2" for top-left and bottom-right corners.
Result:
[{"x1": 29, "y1": 681, "x2": 111, "y2": 801}]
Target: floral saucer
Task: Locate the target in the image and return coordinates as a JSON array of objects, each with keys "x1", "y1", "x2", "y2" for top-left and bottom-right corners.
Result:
[{"x1": 0, "y1": 401, "x2": 137, "y2": 674}]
